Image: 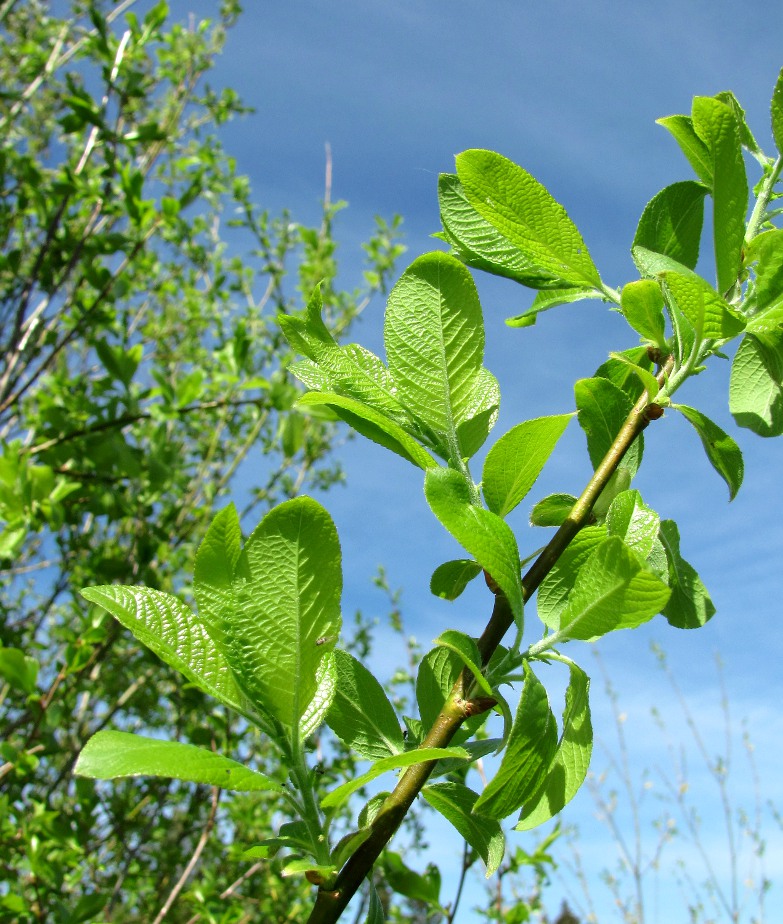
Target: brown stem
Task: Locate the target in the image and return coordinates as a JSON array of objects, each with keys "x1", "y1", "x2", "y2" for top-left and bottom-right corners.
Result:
[{"x1": 306, "y1": 359, "x2": 673, "y2": 924}]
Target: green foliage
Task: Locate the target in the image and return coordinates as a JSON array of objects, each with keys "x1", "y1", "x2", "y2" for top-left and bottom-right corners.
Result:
[{"x1": 10, "y1": 37, "x2": 783, "y2": 922}]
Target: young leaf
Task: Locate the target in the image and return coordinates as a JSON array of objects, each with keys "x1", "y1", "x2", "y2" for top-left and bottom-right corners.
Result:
[
  {"x1": 607, "y1": 352, "x2": 660, "y2": 401},
  {"x1": 772, "y1": 66, "x2": 783, "y2": 156},
  {"x1": 383, "y1": 852, "x2": 442, "y2": 907},
  {"x1": 745, "y1": 230, "x2": 783, "y2": 335},
  {"x1": 385, "y1": 251, "x2": 497, "y2": 461},
  {"x1": 556, "y1": 537, "x2": 670, "y2": 641},
  {"x1": 455, "y1": 149, "x2": 603, "y2": 289},
  {"x1": 227, "y1": 497, "x2": 342, "y2": 734},
  {"x1": 482, "y1": 414, "x2": 572, "y2": 518},
  {"x1": 595, "y1": 347, "x2": 657, "y2": 402},
  {"x1": 296, "y1": 392, "x2": 437, "y2": 470},
  {"x1": 75, "y1": 731, "x2": 283, "y2": 792},
  {"x1": 631, "y1": 182, "x2": 708, "y2": 273},
  {"x1": 280, "y1": 285, "x2": 411, "y2": 428},
  {"x1": 79, "y1": 585, "x2": 248, "y2": 717},
  {"x1": 193, "y1": 503, "x2": 244, "y2": 650},
  {"x1": 536, "y1": 526, "x2": 607, "y2": 631},
  {"x1": 326, "y1": 650, "x2": 405, "y2": 761},
  {"x1": 430, "y1": 559, "x2": 482, "y2": 601},
  {"x1": 630, "y1": 246, "x2": 701, "y2": 281},
  {"x1": 472, "y1": 663, "x2": 557, "y2": 821},
  {"x1": 417, "y1": 646, "x2": 463, "y2": 730},
  {"x1": 320, "y1": 747, "x2": 470, "y2": 811},
  {"x1": 529, "y1": 493, "x2": 578, "y2": 527},
  {"x1": 574, "y1": 377, "x2": 643, "y2": 476},
  {"x1": 620, "y1": 279, "x2": 667, "y2": 347},
  {"x1": 659, "y1": 520, "x2": 716, "y2": 629},
  {"x1": 301, "y1": 653, "x2": 337, "y2": 740},
  {"x1": 434, "y1": 630, "x2": 492, "y2": 697},
  {"x1": 691, "y1": 96, "x2": 748, "y2": 295},
  {"x1": 605, "y1": 489, "x2": 661, "y2": 561},
  {"x1": 365, "y1": 882, "x2": 384, "y2": 924},
  {"x1": 715, "y1": 90, "x2": 762, "y2": 157},
  {"x1": 424, "y1": 467, "x2": 524, "y2": 626},
  {"x1": 438, "y1": 172, "x2": 561, "y2": 288},
  {"x1": 729, "y1": 332, "x2": 783, "y2": 436},
  {"x1": 673, "y1": 404, "x2": 744, "y2": 499},
  {"x1": 516, "y1": 658, "x2": 592, "y2": 831},
  {"x1": 505, "y1": 287, "x2": 604, "y2": 328},
  {"x1": 422, "y1": 782, "x2": 505, "y2": 876},
  {"x1": 656, "y1": 115, "x2": 713, "y2": 185},
  {"x1": 662, "y1": 272, "x2": 745, "y2": 344}
]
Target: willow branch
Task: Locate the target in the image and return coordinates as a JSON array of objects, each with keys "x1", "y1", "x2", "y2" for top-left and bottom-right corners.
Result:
[{"x1": 306, "y1": 357, "x2": 674, "y2": 924}]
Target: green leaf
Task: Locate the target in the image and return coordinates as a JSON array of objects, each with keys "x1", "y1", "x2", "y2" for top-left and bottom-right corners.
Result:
[
  {"x1": 0, "y1": 647, "x2": 39, "y2": 695},
  {"x1": 193, "y1": 503, "x2": 244, "y2": 651},
  {"x1": 438, "y1": 172, "x2": 561, "y2": 288},
  {"x1": 516, "y1": 658, "x2": 592, "y2": 831},
  {"x1": 430, "y1": 559, "x2": 482, "y2": 600},
  {"x1": 659, "y1": 520, "x2": 716, "y2": 629},
  {"x1": 74, "y1": 731, "x2": 283, "y2": 792},
  {"x1": 673, "y1": 404, "x2": 743, "y2": 499},
  {"x1": 536, "y1": 526, "x2": 607, "y2": 631},
  {"x1": 632, "y1": 181, "x2": 708, "y2": 272},
  {"x1": 320, "y1": 747, "x2": 470, "y2": 811},
  {"x1": 529, "y1": 493, "x2": 577, "y2": 527},
  {"x1": 691, "y1": 96, "x2": 748, "y2": 295},
  {"x1": 729, "y1": 332, "x2": 783, "y2": 436},
  {"x1": 385, "y1": 251, "x2": 498, "y2": 461},
  {"x1": 605, "y1": 489, "x2": 661, "y2": 561},
  {"x1": 434, "y1": 630, "x2": 492, "y2": 697},
  {"x1": 417, "y1": 646, "x2": 463, "y2": 730},
  {"x1": 656, "y1": 114, "x2": 713, "y2": 185},
  {"x1": 620, "y1": 279, "x2": 667, "y2": 347},
  {"x1": 607, "y1": 352, "x2": 660, "y2": 401},
  {"x1": 366, "y1": 883, "x2": 384, "y2": 924},
  {"x1": 715, "y1": 90, "x2": 763, "y2": 157},
  {"x1": 772, "y1": 67, "x2": 783, "y2": 156},
  {"x1": 630, "y1": 246, "x2": 701, "y2": 281},
  {"x1": 556, "y1": 537, "x2": 670, "y2": 641},
  {"x1": 662, "y1": 272, "x2": 745, "y2": 344},
  {"x1": 228, "y1": 497, "x2": 342, "y2": 734},
  {"x1": 383, "y1": 852, "x2": 441, "y2": 907},
  {"x1": 423, "y1": 782, "x2": 505, "y2": 876},
  {"x1": 455, "y1": 150, "x2": 602, "y2": 288},
  {"x1": 326, "y1": 650, "x2": 404, "y2": 760},
  {"x1": 574, "y1": 377, "x2": 643, "y2": 476},
  {"x1": 505, "y1": 287, "x2": 604, "y2": 328},
  {"x1": 473, "y1": 663, "x2": 557, "y2": 821},
  {"x1": 482, "y1": 414, "x2": 572, "y2": 518},
  {"x1": 280, "y1": 285, "x2": 412, "y2": 428},
  {"x1": 300, "y1": 653, "x2": 337, "y2": 740},
  {"x1": 296, "y1": 392, "x2": 437, "y2": 470},
  {"x1": 595, "y1": 347, "x2": 657, "y2": 402},
  {"x1": 745, "y1": 230, "x2": 783, "y2": 335},
  {"x1": 80, "y1": 585, "x2": 248, "y2": 717},
  {"x1": 424, "y1": 467, "x2": 524, "y2": 627}
]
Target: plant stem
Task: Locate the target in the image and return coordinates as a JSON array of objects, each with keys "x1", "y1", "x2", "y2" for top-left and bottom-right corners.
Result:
[{"x1": 306, "y1": 358, "x2": 675, "y2": 924}]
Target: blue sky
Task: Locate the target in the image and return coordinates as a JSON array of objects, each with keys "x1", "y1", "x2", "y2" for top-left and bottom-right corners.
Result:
[{"x1": 184, "y1": 1, "x2": 783, "y2": 919}]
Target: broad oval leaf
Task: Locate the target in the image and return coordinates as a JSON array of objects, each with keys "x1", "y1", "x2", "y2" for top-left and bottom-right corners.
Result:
[
  {"x1": 80, "y1": 584, "x2": 247, "y2": 717},
  {"x1": 228, "y1": 496, "x2": 342, "y2": 735},
  {"x1": 482, "y1": 414, "x2": 572, "y2": 518},
  {"x1": 529, "y1": 493, "x2": 578, "y2": 528},
  {"x1": 729, "y1": 332, "x2": 783, "y2": 436},
  {"x1": 605, "y1": 490, "x2": 660, "y2": 561},
  {"x1": 456, "y1": 150, "x2": 602, "y2": 289},
  {"x1": 430, "y1": 559, "x2": 482, "y2": 601},
  {"x1": 326, "y1": 649, "x2": 405, "y2": 761},
  {"x1": 75, "y1": 731, "x2": 282, "y2": 792},
  {"x1": 620, "y1": 279, "x2": 667, "y2": 347},
  {"x1": 574, "y1": 377, "x2": 643, "y2": 476},
  {"x1": 385, "y1": 251, "x2": 496, "y2": 462},
  {"x1": 631, "y1": 181, "x2": 707, "y2": 273},
  {"x1": 659, "y1": 520, "x2": 716, "y2": 629}
]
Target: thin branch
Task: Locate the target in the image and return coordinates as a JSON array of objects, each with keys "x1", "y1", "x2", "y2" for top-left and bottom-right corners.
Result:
[{"x1": 152, "y1": 786, "x2": 221, "y2": 924}]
